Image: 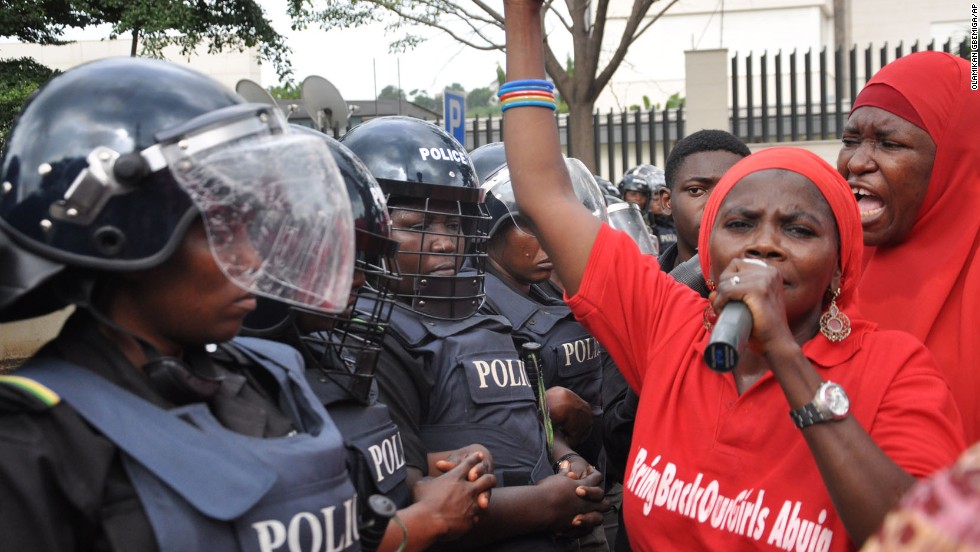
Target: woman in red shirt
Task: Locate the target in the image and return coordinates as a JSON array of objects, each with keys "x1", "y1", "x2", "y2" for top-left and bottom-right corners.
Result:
[{"x1": 838, "y1": 51, "x2": 980, "y2": 444}]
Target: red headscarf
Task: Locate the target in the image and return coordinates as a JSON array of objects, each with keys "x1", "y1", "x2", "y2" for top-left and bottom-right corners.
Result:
[
  {"x1": 697, "y1": 147, "x2": 864, "y2": 313},
  {"x1": 850, "y1": 52, "x2": 980, "y2": 443}
]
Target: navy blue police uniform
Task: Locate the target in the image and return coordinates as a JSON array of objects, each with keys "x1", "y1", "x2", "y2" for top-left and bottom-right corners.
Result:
[
  {"x1": 339, "y1": 121, "x2": 577, "y2": 551},
  {"x1": 375, "y1": 301, "x2": 571, "y2": 551},
  {"x1": 0, "y1": 57, "x2": 361, "y2": 552},
  {"x1": 0, "y1": 314, "x2": 359, "y2": 552},
  {"x1": 482, "y1": 269, "x2": 605, "y2": 467}
]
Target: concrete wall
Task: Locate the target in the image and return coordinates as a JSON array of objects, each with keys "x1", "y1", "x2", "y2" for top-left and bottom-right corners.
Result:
[
  {"x1": 684, "y1": 49, "x2": 731, "y2": 133},
  {"x1": 595, "y1": 0, "x2": 967, "y2": 112},
  {"x1": 850, "y1": 0, "x2": 969, "y2": 50},
  {"x1": 597, "y1": 0, "x2": 832, "y2": 111},
  {"x1": 0, "y1": 39, "x2": 261, "y2": 92},
  {"x1": 748, "y1": 139, "x2": 842, "y2": 166}
]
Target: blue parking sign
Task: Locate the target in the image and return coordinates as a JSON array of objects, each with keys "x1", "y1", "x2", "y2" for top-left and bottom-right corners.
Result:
[{"x1": 443, "y1": 90, "x2": 466, "y2": 147}]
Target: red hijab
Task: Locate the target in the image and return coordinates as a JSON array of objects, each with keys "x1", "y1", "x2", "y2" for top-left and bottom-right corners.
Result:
[
  {"x1": 697, "y1": 147, "x2": 864, "y2": 314},
  {"x1": 850, "y1": 52, "x2": 980, "y2": 443}
]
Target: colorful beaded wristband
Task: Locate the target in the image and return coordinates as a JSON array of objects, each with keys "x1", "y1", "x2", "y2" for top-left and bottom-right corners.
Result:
[
  {"x1": 498, "y1": 78, "x2": 554, "y2": 94},
  {"x1": 498, "y1": 85, "x2": 554, "y2": 96},
  {"x1": 498, "y1": 89, "x2": 554, "y2": 101},
  {"x1": 498, "y1": 78, "x2": 557, "y2": 112},
  {"x1": 500, "y1": 98, "x2": 557, "y2": 112}
]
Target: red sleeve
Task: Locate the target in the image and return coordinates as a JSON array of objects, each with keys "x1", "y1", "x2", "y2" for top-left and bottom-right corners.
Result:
[
  {"x1": 859, "y1": 332, "x2": 966, "y2": 478},
  {"x1": 567, "y1": 224, "x2": 707, "y2": 393}
]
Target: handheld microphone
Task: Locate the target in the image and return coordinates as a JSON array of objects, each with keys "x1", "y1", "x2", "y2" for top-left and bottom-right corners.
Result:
[
  {"x1": 704, "y1": 259, "x2": 768, "y2": 372},
  {"x1": 703, "y1": 301, "x2": 752, "y2": 372}
]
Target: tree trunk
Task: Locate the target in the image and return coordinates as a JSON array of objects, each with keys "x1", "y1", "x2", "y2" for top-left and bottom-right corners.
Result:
[
  {"x1": 130, "y1": 27, "x2": 139, "y2": 57},
  {"x1": 568, "y1": 100, "x2": 597, "y2": 173}
]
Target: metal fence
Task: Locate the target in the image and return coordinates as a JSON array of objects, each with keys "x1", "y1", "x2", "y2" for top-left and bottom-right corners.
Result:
[
  {"x1": 455, "y1": 107, "x2": 686, "y2": 182},
  {"x1": 731, "y1": 36, "x2": 972, "y2": 144},
  {"x1": 330, "y1": 36, "x2": 971, "y2": 182}
]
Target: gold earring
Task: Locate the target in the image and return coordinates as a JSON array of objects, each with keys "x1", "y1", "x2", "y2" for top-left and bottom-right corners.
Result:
[
  {"x1": 702, "y1": 305, "x2": 717, "y2": 331},
  {"x1": 819, "y1": 288, "x2": 851, "y2": 342}
]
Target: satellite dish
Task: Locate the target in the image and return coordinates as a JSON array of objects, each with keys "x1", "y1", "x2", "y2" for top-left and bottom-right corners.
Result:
[
  {"x1": 302, "y1": 75, "x2": 349, "y2": 132},
  {"x1": 235, "y1": 79, "x2": 279, "y2": 107}
]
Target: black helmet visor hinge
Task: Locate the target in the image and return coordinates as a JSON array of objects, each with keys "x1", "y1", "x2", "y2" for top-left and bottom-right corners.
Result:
[
  {"x1": 47, "y1": 104, "x2": 286, "y2": 227},
  {"x1": 48, "y1": 147, "x2": 157, "y2": 226}
]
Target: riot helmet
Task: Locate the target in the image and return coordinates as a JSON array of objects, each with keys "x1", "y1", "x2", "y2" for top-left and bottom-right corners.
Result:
[
  {"x1": 470, "y1": 141, "x2": 519, "y2": 238},
  {"x1": 594, "y1": 174, "x2": 621, "y2": 200},
  {"x1": 470, "y1": 141, "x2": 508, "y2": 185},
  {"x1": 242, "y1": 126, "x2": 399, "y2": 403},
  {"x1": 340, "y1": 116, "x2": 489, "y2": 320},
  {"x1": 0, "y1": 57, "x2": 355, "y2": 320},
  {"x1": 606, "y1": 197, "x2": 660, "y2": 256},
  {"x1": 475, "y1": 142, "x2": 609, "y2": 239},
  {"x1": 619, "y1": 164, "x2": 666, "y2": 197}
]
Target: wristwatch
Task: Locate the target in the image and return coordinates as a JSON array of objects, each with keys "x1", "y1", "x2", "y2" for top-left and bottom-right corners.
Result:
[{"x1": 789, "y1": 381, "x2": 850, "y2": 429}]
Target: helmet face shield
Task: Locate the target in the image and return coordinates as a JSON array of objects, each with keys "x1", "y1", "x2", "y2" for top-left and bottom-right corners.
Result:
[
  {"x1": 316, "y1": 229, "x2": 400, "y2": 365},
  {"x1": 285, "y1": 239, "x2": 400, "y2": 405},
  {"x1": 608, "y1": 202, "x2": 660, "y2": 256},
  {"x1": 159, "y1": 106, "x2": 355, "y2": 313},
  {"x1": 239, "y1": 121, "x2": 402, "y2": 404},
  {"x1": 482, "y1": 158, "x2": 608, "y2": 239},
  {"x1": 481, "y1": 167, "x2": 537, "y2": 237},
  {"x1": 300, "y1": 235, "x2": 401, "y2": 403},
  {"x1": 565, "y1": 158, "x2": 610, "y2": 224}
]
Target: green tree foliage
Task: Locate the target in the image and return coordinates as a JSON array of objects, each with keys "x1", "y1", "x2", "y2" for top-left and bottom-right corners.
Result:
[
  {"x1": 0, "y1": 58, "x2": 58, "y2": 152},
  {"x1": 289, "y1": 0, "x2": 681, "y2": 170},
  {"x1": 665, "y1": 92, "x2": 685, "y2": 109},
  {"x1": 1, "y1": 0, "x2": 297, "y2": 80},
  {"x1": 467, "y1": 87, "x2": 493, "y2": 109},
  {"x1": 410, "y1": 88, "x2": 437, "y2": 111},
  {"x1": 378, "y1": 84, "x2": 406, "y2": 101},
  {"x1": 84, "y1": 0, "x2": 296, "y2": 80},
  {"x1": 1, "y1": 1, "x2": 94, "y2": 43},
  {"x1": 268, "y1": 81, "x2": 303, "y2": 99}
]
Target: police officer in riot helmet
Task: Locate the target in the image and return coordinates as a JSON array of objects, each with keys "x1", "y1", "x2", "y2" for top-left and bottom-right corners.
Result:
[
  {"x1": 341, "y1": 118, "x2": 608, "y2": 551},
  {"x1": 618, "y1": 165, "x2": 655, "y2": 210},
  {"x1": 472, "y1": 142, "x2": 604, "y2": 465},
  {"x1": 0, "y1": 58, "x2": 361, "y2": 551},
  {"x1": 473, "y1": 142, "x2": 613, "y2": 550},
  {"x1": 619, "y1": 164, "x2": 677, "y2": 250},
  {"x1": 241, "y1": 126, "x2": 496, "y2": 551},
  {"x1": 343, "y1": 117, "x2": 487, "y2": 322}
]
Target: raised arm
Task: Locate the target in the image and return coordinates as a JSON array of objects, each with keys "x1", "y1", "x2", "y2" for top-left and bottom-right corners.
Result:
[{"x1": 503, "y1": 0, "x2": 601, "y2": 296}]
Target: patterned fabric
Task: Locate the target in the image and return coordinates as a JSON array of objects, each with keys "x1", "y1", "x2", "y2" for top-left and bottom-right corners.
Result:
[{"x1": 862, "y1": 442, "x2": 980, "y2": 551}]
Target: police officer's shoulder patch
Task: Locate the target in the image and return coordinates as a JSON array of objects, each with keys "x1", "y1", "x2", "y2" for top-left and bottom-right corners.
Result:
[{"x1": 0, "y1": 375, "x2": 61, "y2": 412}]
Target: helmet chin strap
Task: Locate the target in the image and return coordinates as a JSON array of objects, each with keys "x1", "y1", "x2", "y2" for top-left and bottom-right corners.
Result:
[{"x1": 70, "y1": 277, "x2": 223, "y2": 403}]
